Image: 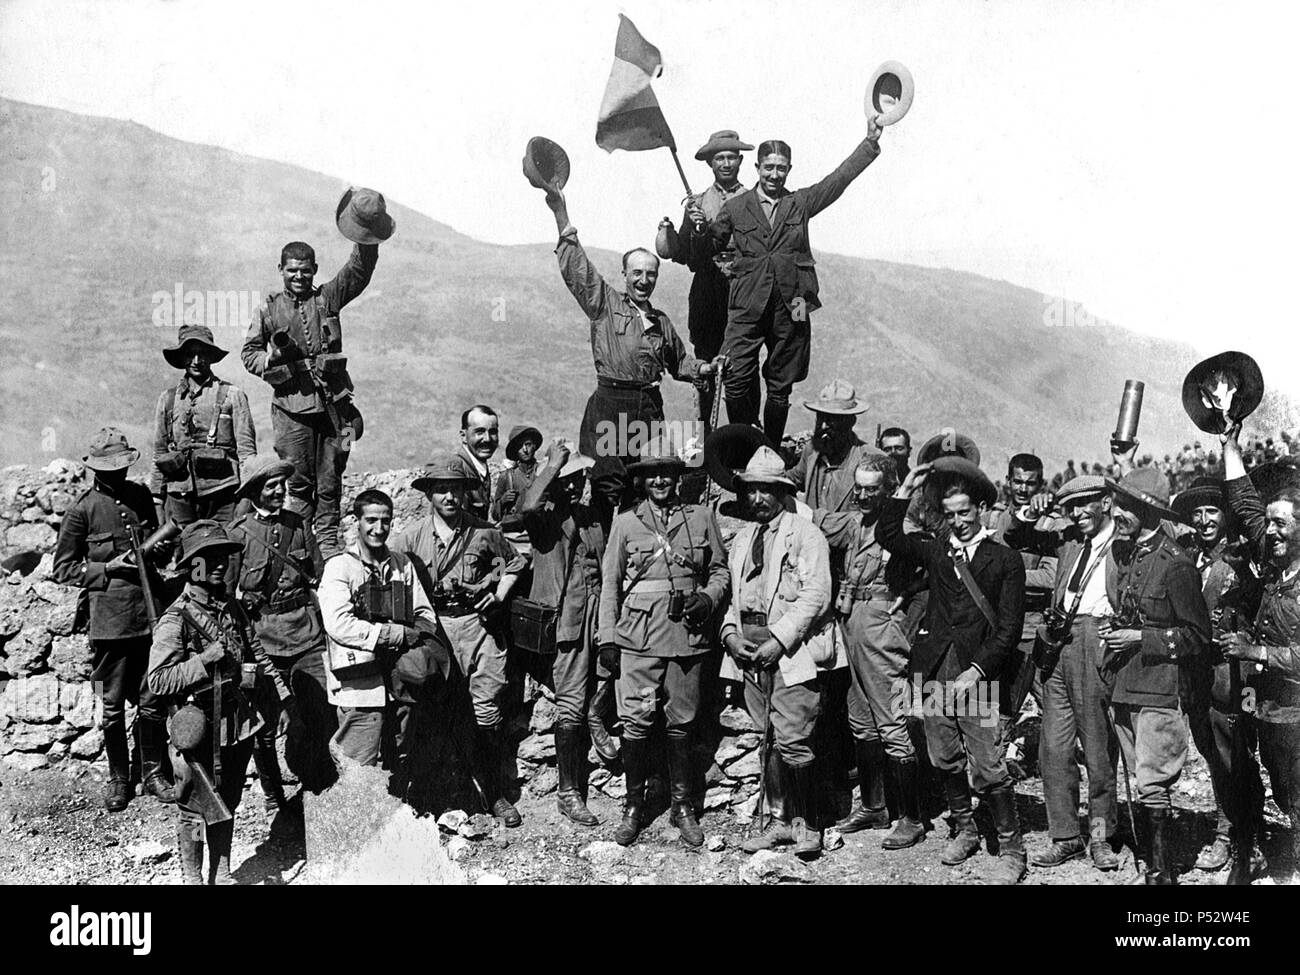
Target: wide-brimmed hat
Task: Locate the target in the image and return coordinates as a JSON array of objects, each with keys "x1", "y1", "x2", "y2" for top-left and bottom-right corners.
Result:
[
  {"x1": 162, "y1": 324, "x2": 229, "y2": 369},
  {"x1": 559, "y1": 453, "x2": 596, "y2": 479},
  {"x1": 627, "y1": 433, "x2": 686, "y2": 473},
  {"x1": 1249, "y1": 457, "x2": 1300, "y2": 503},
  {"x1": 411, "y1": 451, "x2": 473, "y2": 493},
  {"x1": 1172, "y1": 476, "x2": 1227, "y2": 521},
  {"x1": 335, "y1": 186, "x2": 396, "y2": 244},
  {"x1": 704, "y1": 423, "x2": 773, "y2": 492},
  {"x1": 1056, "y1": 474, "x2": 1110, "y2": 507},
  {"x1": 927, "y1": 456, "x2": 996, "y2": 508},
  {"x1": 236, "y1": 454, "x2": 297, "y2": 500},
  {"x1": 175, "y1": 519, "x2": 241, "y2": 567},
  {"x1": 522, "y1": 136, "x2": 571, "y2": 193},
  {"x1": 865, "y1": 61, "x2": 915, "y2": 127},
  {"x1": 734, "y1": 446, "x2": 797, "y2": 489},
  {"x1": 505, "y1": 425, "x2": 543, "y2": 462},
  {"x1": 1182, "y1": 351, "x2": 1264, "y2": 435},
  {"x1": 1108, "y1": 467, "x2": 1181, "y2": 522},
  {"x1": 694, "y1": 129, "x2": 754, "y2": 161},
  {"x1": 83, "y1": 427, "x2": 140, "y2": 472},
  {"x1": 803, "y1": 379, "x2": 868, "y2": 416},
  {"x1": 917, "y1": 431, "x2": 981, "y2": 466}
]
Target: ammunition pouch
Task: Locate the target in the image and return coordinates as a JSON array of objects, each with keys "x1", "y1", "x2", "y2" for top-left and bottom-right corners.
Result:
[
  {"x1": 155, "y1": 450, "x2": 189, "y2": 480},
  {"x1": 191, "y1": 446, "x2": 235, "y2": 481}
]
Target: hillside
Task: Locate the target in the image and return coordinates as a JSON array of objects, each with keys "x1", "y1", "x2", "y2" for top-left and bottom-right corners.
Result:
[{"x1": 1, "y1": 97, "x2": 1293, "y2": 475}]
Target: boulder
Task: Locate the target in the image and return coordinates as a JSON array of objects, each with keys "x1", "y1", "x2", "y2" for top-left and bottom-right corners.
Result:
[
  {"x1": 0, "y1": 672, "x2": 62, "y2": 723},
  {"x1": 719, "y1": 706, "x2": 757, "y2": 734},
  {"x1": 578, "y1": 840, "x2": 627, "y2": 869},
  {"x1": 516, "y1": 733, "x2": 555, "y2": 763},
  {"x1": 5, "y1": 523, "x2": 56, "y2": 552},
  {"x1": 2, "y1": 720, "x2": 74, "y2": 753},
  {"x1": 4, "y1": 627, "x2": 52, "y2": 676},
  {"x1": 739, "y1": 850, "x2": 812, "y2": 885},
  {"x1": 70, "y1": 728, "x2": 104, "y2": 758},
  {"x1": 2, "y1": 750, "x2": 49, "y2": 772},
  {"x1": 723, "y1": 749, "x2": 762, "y2": 780},
  {"x1": 60, "y1": 680, "x2": 99, "y2": 730},
  {"x1": 528, "y1": 696, "x2": 558, "y2": 735},
  {"x1": 48, "y1": 635, "x2": 92, "y2": 680}
]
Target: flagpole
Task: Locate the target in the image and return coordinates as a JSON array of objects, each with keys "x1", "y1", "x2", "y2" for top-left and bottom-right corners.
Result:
[{"x1": 669, "y1": 148, "x2": 693, "y2": 198}]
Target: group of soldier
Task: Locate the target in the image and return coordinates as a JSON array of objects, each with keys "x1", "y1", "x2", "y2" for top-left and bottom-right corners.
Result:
[{"x1": 43, "y1": 118, "x2": 1300, "y2": 888}]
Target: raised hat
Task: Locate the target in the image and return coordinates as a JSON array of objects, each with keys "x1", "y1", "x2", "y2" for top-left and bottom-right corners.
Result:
[
  {"x1": 927, "y1": 456, "x2": 996, "y2": 508},
  {"x1": 335, "y1": 186, "x2": 396, "y2": 244},
  {"x1": 1182, "y1": 351, "x2": 1264, "y2": 435},
  {"x1": 559, "y1": 452, "x2": 596, "y2": 479},
  {"x1": 694, "y1": 129, "x2": 754, "y2": 161},
  {"x1": 734, "y1": 445, "x2": 797, "y2": 489},
  {"x1": 412, "y1": 451, "x2": 473, "y2": 493},
  {"x1": 1172, "y1": 476, "x2": 1227, "y2": 522},
  {"x1": 236, "y1": 454, "x2": 297, "y2": 500},
  {"x1": 865, "y1": 61, "x2": 915, "y2": 126},
  {"x1": 704, "y1": 423, "x2": 773, "y2": 493},
  {"x1": 83, "y1": 427, "x2": 140, "y2": 472},
  {"x1": 1108, "y1": 467, "x2": 1180, "y2": 522},
  {"x1": 1055, "y1": 474, "x2": 1110, "y2": 507},
  {"x1": 175, "y1": 519, "x2": 241, "y2": 567},
  {"x1": 627, "y1": 432, "x2": 686, "y2": 473},
  {"x1": 505, "y1": 425, "x2": 543, "y2": 462},
  {"x1": 917, "y1": 430, "x2": 981, "y2": 466},
  {"x1": 803, "y1": 379, "x2": 868, "y2": 416},
  {"x1": 162, "y1": 324, "x2": 229, "y2": 369},
  {"x1": 522, "y1": 136, "x2": 571, "y2": 193}
]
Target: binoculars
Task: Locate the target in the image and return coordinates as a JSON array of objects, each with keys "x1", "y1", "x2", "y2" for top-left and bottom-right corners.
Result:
[{"x1": 666, "y1": 589, "x2": 686, "y2": 622}]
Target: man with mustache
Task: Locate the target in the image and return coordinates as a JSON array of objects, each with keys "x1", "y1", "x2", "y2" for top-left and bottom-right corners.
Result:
[
  {"x1": 814, "y1": 454, "x2": 926, "y2": 848},
  {"x1": 1173, "y1": 476, "x2": 1265, "y2": 881},
  {"x1": 1102, "y1": 468, "x2": 1212, "y2": 884},
  {"x1": 542, "y1": 188, "x2": 717, "y2": 464},
  {"x1": 1220, "y1": 427, "x2": 1300, "y2": 884},
  {"x1": 879, "y1": 459, "x2": 1029, "y2": 884},
  {"x1": 457, "y1": 405, "x2": 500, "y2": 523},
  {"x1": 656, "y1": 130, "x2": 753, "y2": 431}
]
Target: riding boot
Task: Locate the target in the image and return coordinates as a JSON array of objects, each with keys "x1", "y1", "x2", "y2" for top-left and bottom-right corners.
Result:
[
  {"x1": 787, "y1": 761, "x2": 823, "y2": 860},
  {"x1": 475, "y1": 725, "x2": 521, "y2": 827},
  {"x1": 103, "y1": 720, "x2": 133, "y2": 812},
  {"x1": 254, "y1": 728, "x2": 286, "y2": 815},
  {"x1": 762, "y1": 399, "x2": 790, "y2": 448},
  {"x1": 836, "y1": 739, "x2": 890, "y2": 832},
  {"x1": 176, "y1": 819, "x2": 204, "y2": 886},
  {"x1": 137, "y1": 717, "x2": 175, "y2": 804},
  {"x1": 667, "y1": 732, "x2": 704, "y2": 848},
  {"x1": 986, "y1": 785, "x2": 1027, "y2": 885},
  {"x1": 941, "y1": 770, "x2": 981, "y2": 865},
  {"x1": 743, "y1": 753, "x2": 794, "y2": 852},
  {"x1": 881, "y1": 757, "x2": 928, "y2": 849},
  {"x1": 555, "y1": 723, "x2": 599, "y2": 826},
  {"x1": 614, "y1": 736, "x2": 648, "y2": 846},
  {"x1": 1145, "y1": 807, "x2": 1175, "y2": 885},
  {"x1": 206, "y1": 820, "x2": 236, "y2": 886},
  {"x1": 586, "y1": 681, "x2": 620, "y2": 764}
]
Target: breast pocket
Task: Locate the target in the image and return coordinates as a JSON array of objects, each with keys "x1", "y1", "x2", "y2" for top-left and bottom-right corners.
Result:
[
  {"x1": 86, "y1": 530, "x2": 119, "y2": 563},
  {"x1": 617, "y1": 591, "x2": 654, "y2": 648}
]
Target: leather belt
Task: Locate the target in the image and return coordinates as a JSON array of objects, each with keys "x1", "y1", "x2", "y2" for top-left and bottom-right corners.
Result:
[
  {"x1": 846, "y1": 585, "x2": 892, "y2": 601},
  {"x1": 597, "y1": 376, "x2": 660, "y2": 391},
  {"x1": 624, "y1": 578, "x2": 696, "y2": 594},
  {"x1": 266, "y1": 591, "x2": 312, "y2": 613},
  {"x1": 740, "y1": 611, "x2": 768, "y2": 626}
]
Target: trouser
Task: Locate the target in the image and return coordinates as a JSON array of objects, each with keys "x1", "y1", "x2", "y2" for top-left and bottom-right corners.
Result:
[
  {"x1": 173, "y1": 735, "x2": 255, "y2": 835},
  {"x1": 257, "y1": 648, "x2": 338, "y2": 794},
  {"x1": 921, "y1": 646, "x2": 1009, "y2": 794},
  {"x1": 1188, "y1": 701, "x2": 1264, "y2": 837},
  {"x1": 1039, "y1": 617, "x2": 1118, "y2": 840},
  {"x1": 616, "y1": 651, "x2": 706, "y2": 740},
  {"x1": 442, "y1": 612, "x2": 509, "y2": 728},
  {"x1": 738, "y1": 624, "x2": 821, "y2": 768},
  {"x1": 91, "y1": 636, "x2": 167, "y2": 782},
  {"x1": 844, "y1": 597, "x2": 915, "y2": 760},
  {"x1": 721, "y1": 288, "x2": 810, "y2": 444},
  {"x1": 690, "y1": 290, "x2": 726, "y2": 431},
  {"x1": 578, "y1": 382, "x2": 665, "y2": 466},
  {"x1": 272, "y1": 406, "x2": 347, "y2": 557},
  {"x1": 330, "y1": 706, "x2": 385, "y2": 768},
  {"x1": 1112, "y1": 703, "x2": 1189, "y2": 810},
  {"x1": 164, "y1": 487, "x2": 239, "y2": 527},
  {"x1": 1258, "y1": 718, "x2": 1300, "y2": 821}
]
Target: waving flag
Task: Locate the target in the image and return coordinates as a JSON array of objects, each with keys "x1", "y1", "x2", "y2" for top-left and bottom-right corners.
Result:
[{"x1": 595, "y1": 15, "x2": 677, "y2": 153}]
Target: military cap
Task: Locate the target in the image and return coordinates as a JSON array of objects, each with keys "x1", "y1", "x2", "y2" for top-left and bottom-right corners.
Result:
[
  {"x1": 412, "y1": 451, "x2": 473, "y2": 493},
  {"x1": 83, "y1": 427, "x2": 140, "y2": 472},
  {"x1": 1056, "y1": 475, "x2": 1110, "y2": 507}
]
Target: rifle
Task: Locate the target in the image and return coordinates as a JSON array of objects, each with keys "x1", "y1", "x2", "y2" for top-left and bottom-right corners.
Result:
[{"x1": 181, "y1": 755, "x2": 234, "y2": 826}]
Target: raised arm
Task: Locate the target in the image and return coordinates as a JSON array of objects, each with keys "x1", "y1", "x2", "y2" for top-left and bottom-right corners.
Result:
[
  {"x1": 320, "y1": 243, "x2": 379, "y2": 313},
  {"x1": 800, "y1": 117, "x2": 883, "y2": 219}
]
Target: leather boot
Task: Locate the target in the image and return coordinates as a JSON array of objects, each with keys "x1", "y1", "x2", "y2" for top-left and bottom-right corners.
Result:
[
  {"x1": 788, "y1": 762, "x2": 823, "y2": 860},
  {"x1": 1145, "y1": 807, "x2": 1175, "y2": 885},
  {"x1": 667, "y1": 733, "x2": 704, "y2": 848},
  {"x1": 762, "y1": 399, "x2": 790, "y2": 448},
  {"x1": 176, "y1": 820, "x2": 204, "y2": 886},
  {"x1": 586, "y1": 682, "x2": 620, "y2": 765},
  {"x1": 743, "y1": 754, "x2": 793, "y2": 853},
  {"x1": 986, "y1": 785, "x2": 1027, "y2": 885},
  {"x1": 940, "y1": 771, "x2": 981, "y2": 865},
  {"x1": 555, "y1": 723, "x2": 599, "y2": 827},
  {"x1": 881, "y1": 758, "x2": 928, "y2": 850},
  {"x1": 206, "y1": 820, "x2": 236, "y2": 886},
  {"x1": 103, "y1": 721, "x2": 132, "y2": 813},
  {"x1": 254, "y1": 728, "x2": 286, "y2": 816},
  {"x1": 476, "y1": 725, "x2": 522, "y2": 827},
  {"x1": 837, "y1": 739, "x2": 890, "y2": 832},
  {"x1": 614, "y1": 736, "x2": 648, "y2": 846},
  {"x1": 1226, "y1": 824, "x2": 1266, "y2": 886},
  {"x1": 138, "y1": 717, "x2": 175, "y2": 804}
]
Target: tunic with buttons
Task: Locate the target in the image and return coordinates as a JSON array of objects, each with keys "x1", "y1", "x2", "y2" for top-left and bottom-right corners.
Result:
[
  {"x1": 599, "y1": 500, "x2": 730, "y2": 656},
  {"x1": 52, "y1": 478, "x2": 160, "y2": 640},
  {"x1": 227, "y1": 507, "x2": 325, "y2": 658},
  {"x1": 1108, "y1": 531, "x2": 1212, "y2": 709}
]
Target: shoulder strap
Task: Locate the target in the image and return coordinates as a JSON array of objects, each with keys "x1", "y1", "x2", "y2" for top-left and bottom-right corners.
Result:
[
  {"x1": 205, "y1": 382, "x2": 228, "y2": 447},
  {"x1": 165, "y1": 385, "x2": 179, "y2": 450},
  {"x1": 1059, "y1": 537, "x2": 1116, "y2": 622},
  {"x1": 952, "y1": 555, "x2": 998, "y2": 629}
]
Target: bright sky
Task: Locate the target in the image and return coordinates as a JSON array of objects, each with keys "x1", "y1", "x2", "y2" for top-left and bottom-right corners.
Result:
[{"x1": 3, "y1": 0, "x2": 1299, "y2": 388}]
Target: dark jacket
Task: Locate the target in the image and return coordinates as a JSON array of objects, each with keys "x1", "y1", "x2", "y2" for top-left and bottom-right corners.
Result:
[
  {"x1": 52, "y1": 478, "x2": 160, "y2": 640},
  {"x1": 709, "y1": 136, "x2": 880, "y2": 321},
  {"x1": 878, "y1": 496, "x2": 1025, "y2": 681}
]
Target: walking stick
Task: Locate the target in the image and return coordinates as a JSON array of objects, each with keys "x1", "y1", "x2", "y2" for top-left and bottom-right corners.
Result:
[{"x1": 754, "y1": 664, "x2": 775, "y2": 832}]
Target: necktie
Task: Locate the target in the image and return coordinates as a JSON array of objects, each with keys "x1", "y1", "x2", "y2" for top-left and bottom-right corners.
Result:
[
  {"x1": 1068, "y1": 539, "x2": 1092, "y2": 592},
  {"x1": 748, "y1": 525, "x2": 767, "y2": 581}
]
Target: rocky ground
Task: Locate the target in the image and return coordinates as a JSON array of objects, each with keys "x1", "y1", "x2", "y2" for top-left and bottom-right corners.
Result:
[{"x1": 2, "y1": 734, "x2": 1294, "y2": 886}]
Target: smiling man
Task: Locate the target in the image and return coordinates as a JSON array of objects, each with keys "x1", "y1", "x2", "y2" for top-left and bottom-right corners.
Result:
[
  {"x1": 456, "y1": 405, "x2": 500, "y2": 523},
  {"x1": 541, "y1": 187, "x2": 715, "y2": 465},
  {"x1": 878, "y1": 458, "x2": 1028, "y2": 884}
]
